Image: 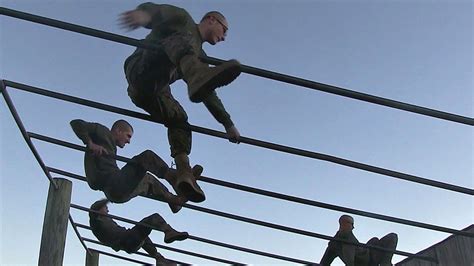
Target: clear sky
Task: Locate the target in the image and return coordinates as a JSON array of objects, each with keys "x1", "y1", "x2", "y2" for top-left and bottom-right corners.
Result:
[{"x1": 1, "y1": 0, "x2": 472, "y2": 265}]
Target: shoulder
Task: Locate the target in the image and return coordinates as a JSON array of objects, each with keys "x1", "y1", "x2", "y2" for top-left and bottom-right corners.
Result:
[{"x1": 160, "y1": 4, "x2": 194, "y2": 22}]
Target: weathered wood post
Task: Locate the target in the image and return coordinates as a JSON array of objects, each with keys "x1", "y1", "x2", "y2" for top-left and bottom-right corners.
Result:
[
  {"x1": 85, "y1": 250, "x2": 99, "y2": 266},
  {"x1": 38, "y1": 178, "x2": 72, "y2": 266}
]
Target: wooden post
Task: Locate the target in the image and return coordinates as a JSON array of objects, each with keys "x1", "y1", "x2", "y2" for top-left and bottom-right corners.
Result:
[
  {"x1": 38, "y1": 178, "x2": 72, "y2": 266},
  {"x1": 85, "y1": 250, "x2": 99, "y2": 266}
]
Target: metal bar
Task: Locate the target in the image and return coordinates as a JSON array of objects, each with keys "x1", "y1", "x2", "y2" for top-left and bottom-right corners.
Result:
[
  {"x1": 5, "y1": 80, "x2": 469, "y2": 195},
  {"x1": 41, "y1": 140, "x2": 473, "y2": 238},
  {"x1": 150, "y1": 243, "x2": 244, "y2": 265},
  {"x1": 198, "y1": 176, "x2": 474, "y2": 238},
  {"x1": 1, "y1": 8, "x2": 472, "y2": 125},
  {"x1": 81, "y1": 237, "x2": 188, "y2": 265},
  {"x1": 70, "y1": 204, "x2": 244, "y2": 265},
  {"x1": 88, "y1": 248, "x2": 151, "y2": 265},
  {"x1": 183, "y1": 203, "x2": 437, "y2": 263},
  {"x1": 76, "y1": 221, "x2": 313, "y2": 264},
  {"x1": 187, "y1": 235, "x2": 314, "y2": 265},
  {"x1": 85, "y1": 237, "x2": 237, "y2": 265},
  {"x1": 70, "y1": 203, "x2": 436, "y2": 263},
  {"x1": 68, "y1": 215, "x2": 91, "y2": 256},
  {"x1": 0, "y1": 82, "x2": 58, "y2": 189},
  {"x1": 202, "y1": 56, "x2": 474, "y2": 126}
]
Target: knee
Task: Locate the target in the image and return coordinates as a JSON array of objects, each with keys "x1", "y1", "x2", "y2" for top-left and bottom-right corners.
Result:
[
  {"x1": 387, "y1": 233, "x2": 398, "y2": 245},
  {"x1": 141, "y1": 150, "x2": 157, "y2": 158},
  {"x1": 367, "y1": 237, "x2": 379, "y2": 245},
  {"x1": 136, "y1": 150, "x2": 159, "y2": 163}
]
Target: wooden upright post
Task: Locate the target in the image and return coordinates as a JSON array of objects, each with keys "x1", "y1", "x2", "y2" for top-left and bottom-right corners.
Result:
[
  {"x1": 38, "y1": 178, "x2": 72, "y2": 266},
  {"x1": 85, "y1": 250, "x2": 99, "y2": 266}
]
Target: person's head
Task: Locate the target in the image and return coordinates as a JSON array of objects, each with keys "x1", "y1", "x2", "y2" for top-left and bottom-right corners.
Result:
[
  {"x1": 89, "y1": 198, "x2": 109, "y2": 220},
  {"x1": 111, "y1": 119, "x2": 133, "y2": 148},
  {"x1": 198, "y1": 11, "x2": 228, "y2": 45},
  {"x1": 338, "y1": 215, "x2": 355, "y2": 232}
]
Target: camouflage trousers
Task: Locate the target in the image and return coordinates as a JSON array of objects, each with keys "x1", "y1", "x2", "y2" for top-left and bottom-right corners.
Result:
[
  {"x1": 124, "y1": 33, "x2": 197, "y2": 157},
  {"x1": 103, "y1": 150, "x2": 172, "y2": 203}
]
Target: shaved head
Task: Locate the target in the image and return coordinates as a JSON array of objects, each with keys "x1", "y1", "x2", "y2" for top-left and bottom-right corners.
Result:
[
  {"x1": 339, "y1": 214, "x2": 355, "y2": 231},
  {"x1": 339, "y1": 215, "x2": 354, "y2": 224},
  {"x1": 201, "y1": 11, "x2": 228, "y2": 30},
  {"x1": 111, "y1": 119, "x2": 133, "y2": 133}
]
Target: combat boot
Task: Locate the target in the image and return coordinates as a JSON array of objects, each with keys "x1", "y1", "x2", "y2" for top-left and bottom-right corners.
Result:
[
  {"x1": 179, "y1": 55, "x2": 241, "y2": 103},
  {"x1": 173, "y1": 154, "x2": 205, "y2": 202},
  {"x1": 154, "y1": 253, "x2": 177, "y2": 266},
  {"x1": 163, "y1": 224, "x2": 189, "y2": 244},
  {"x1": 166, "y1": 194, "x2": 187, "y2": 214},
  {"x1": 165, "y1": 165, "x2": 203, "y2": 197}
]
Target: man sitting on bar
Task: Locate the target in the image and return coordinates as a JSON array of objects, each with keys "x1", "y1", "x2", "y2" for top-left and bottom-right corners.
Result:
[
  {"x1": 89, "y1": 198, "x2": 187, "y2": 265},
  {"x1": 70, "y1": 119, "x2": 202, "y2": 213},
  {"x1": 319, "y1": 214, "x2": 398, "y2": 266}
]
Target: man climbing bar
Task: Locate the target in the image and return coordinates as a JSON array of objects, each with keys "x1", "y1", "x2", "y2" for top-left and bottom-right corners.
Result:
[
  {"x1": 70, "y1": 119, "x2": 202, "y2": 213},
  {"x1": 89, "y1": 198, "x2": 188, "y2": 265},
  {"x1": 120, "y1": 2, "x2": 242, "y2": 203}
]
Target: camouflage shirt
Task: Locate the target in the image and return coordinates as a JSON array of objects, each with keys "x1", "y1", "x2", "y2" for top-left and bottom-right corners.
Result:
[
  {"x1": 70, "y1": 119, "x2": 119, "y2": 190},
  {"x1": 125, "y1": 2, "x2": 234, "y2": 129}
]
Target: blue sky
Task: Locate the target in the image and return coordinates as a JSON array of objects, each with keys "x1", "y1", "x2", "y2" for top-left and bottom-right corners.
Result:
[{"x1": 1, "y1": 0, "x2": 472, "y2": 265}]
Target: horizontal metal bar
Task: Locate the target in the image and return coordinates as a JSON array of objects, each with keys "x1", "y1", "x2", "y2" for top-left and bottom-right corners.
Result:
[
  {"x1": 1, "y1": 7, "x2": 472, "y2": 125},
  {"x1": 202, "y1": 56, "x2": 474, "y2": 126},
  {"x1": 81, "y1": 236, "x2": 189, "y2": 265},
  {"x1": 5, "y1": 80, "x2": 471, "y2": 195},
  {"x1": 36, "y1": 132, "x2": 474, "y2": 238},
  {"x1": 70, "y1": 204, "x2": 244, "y2": 265},
  {"x1": 70, "y1": 202, "x2": 436, "y2": 263},
  {"x1": 88, "y1": 248, "x2": 151, "y2": 265},
  {"x1": 75, "y1": 221, "x2": 313, "y2": 264}
]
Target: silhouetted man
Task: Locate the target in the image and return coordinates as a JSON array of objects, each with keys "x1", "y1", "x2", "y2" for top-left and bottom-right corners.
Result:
[{"x1": 320, "y1": 215, "x2": 398, "y2": 266}]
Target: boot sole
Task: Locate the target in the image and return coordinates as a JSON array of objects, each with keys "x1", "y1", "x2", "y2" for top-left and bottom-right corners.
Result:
[
  {"x1": 164, "y1": 232, "x2": 189, "y2": 244},
  {"x1": 178, "y1": 181, "x2": 206, "y2": 203},
  {"x1": 190, "y1": 62, "x2": 241, "y2": 103}
]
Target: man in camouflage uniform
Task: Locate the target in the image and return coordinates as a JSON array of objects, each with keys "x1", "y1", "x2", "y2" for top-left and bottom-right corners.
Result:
[
  {"x1": 319, "y1": 215, "x2": 398, "y2": 266},
  {"x1": 89, "y1": 198, "x2": 187, "y2": 265},
  {"x1": 120, "y1": 2, "x2": 242, "y2": 203},
  {"x1": 70, "y1": 119, "x2": 201, "y2": 213}
]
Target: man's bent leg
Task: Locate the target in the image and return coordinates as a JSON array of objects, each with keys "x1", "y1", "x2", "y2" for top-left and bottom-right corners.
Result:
[
  {"x1": 132, "y1": 150, "x2": 169, "y2": 178},
  {"x1": 368, "y1": 233, "x2": 398, "y2": 266},
  {"x1": 102, "y1": 166, "x2": 144, "y2": 203},
  {"x1": 377, "y1": 233, "x2": 398, "y2": 266},
  {"x1": 156, "y1": 87, "x2": 205, "y2": 203},
  {"x1": 159, "y1": 33, "x2": 241, "y2": 103},
  {"x1": 132, "y1": 173, "x2": 186, "y2": 214},
  {"x1": 141, "y1": 213, "x2": 189, "y2": 244}
]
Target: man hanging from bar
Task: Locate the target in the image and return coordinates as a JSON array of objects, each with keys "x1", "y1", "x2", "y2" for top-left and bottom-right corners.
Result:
[
  {"x1": 70, "y1": 119, "x2": 201, "y2": 213},
  {"x1": 89, "y1": 198, "x2": 187, "y2": 265},
  {"x1": 319, "y1": 215, "x2": 398, "y2": 266},
  {"x1": 120, "y1": 2, "x2": 242, "y2": 203}
]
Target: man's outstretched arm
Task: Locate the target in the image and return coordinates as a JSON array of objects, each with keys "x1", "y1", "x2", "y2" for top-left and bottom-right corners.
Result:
[
  {"x1": 70, "y1": 119, "x2": 108, "y2": 156},
  {"x1": 203, "y1": 92, "x2": 240, "y2": 143},
  {"x1": 119, "y1": 2, "x2": 184, "y2": 31}
]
